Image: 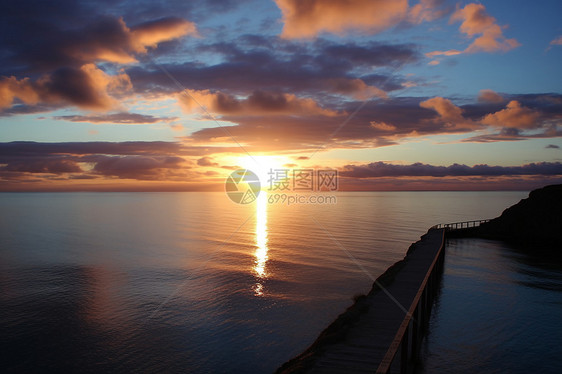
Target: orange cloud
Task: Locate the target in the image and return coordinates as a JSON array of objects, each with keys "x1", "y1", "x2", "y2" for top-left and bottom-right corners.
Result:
[
  {"x1": 275, "y1": 0, "x2": 408, "y2": 38},
  {"x1": 450, "y1": 3, "x2": 520, "y2": 53},
  {"x1": 478, "y1": 89, "x2": 504, "y2": 103},
  {"x1": 0, "y1": 64, "x2": 131, "y2": 111},
  {"x1": 426, "y1": 3, "x2": 520, "y2": 60},
  {"x1": 409, "y1": 0, "x2": 449, "y2": 24},
  {"x1": 481, "y1": 101, "x2": 540, "y2": 129},
  {"x1": 420, "y1": 96, "x2": 469, "y2": 128},
  {"x1": 370, "y1": 121, "x2": 396, "y2": 131},
  {"x1": 130, "y1": 17, "x2": 197, "y2": 53},
  {"x1": 549, "y1": 35, "x2": 562, "y2": 46},
  {"x1": 425, "y1": 50, "x2": 462, "y2": 58},
  {"x1": 327, "y1": 78, "x2": 387, "y2": 100},
  {"x1": 0, "y1": 77, "x2": 40, "y2": 108},
  {"x1": 179, "y1": 89, "x2": 338, "y2": 117}
]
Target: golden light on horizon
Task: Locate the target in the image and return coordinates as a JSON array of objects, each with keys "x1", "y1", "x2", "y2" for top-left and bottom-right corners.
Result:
[
  {"x1": 253, "y1": 192, "x2": 269, "y2": 296},
  {"x1": 238, "y1": 155, "x2": 294, "y2": 190}
]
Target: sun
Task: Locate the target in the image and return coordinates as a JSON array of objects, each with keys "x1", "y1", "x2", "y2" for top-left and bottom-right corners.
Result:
[{"x1": 238, "y1": 155, "x2": 294, "y2": 190}]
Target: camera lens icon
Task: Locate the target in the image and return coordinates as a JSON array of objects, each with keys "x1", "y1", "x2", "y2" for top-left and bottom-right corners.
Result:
[{"x1": 225, "y1": 169, "x2": 261, "y2": 204}]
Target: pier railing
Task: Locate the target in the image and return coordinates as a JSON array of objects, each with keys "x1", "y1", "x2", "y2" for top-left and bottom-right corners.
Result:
[
  {"x1": 431, "y1": 219, "x2": 490, "y2": 231},
  {"x1": 376, "y1": 229, "x2": 446, "y2": 374}
]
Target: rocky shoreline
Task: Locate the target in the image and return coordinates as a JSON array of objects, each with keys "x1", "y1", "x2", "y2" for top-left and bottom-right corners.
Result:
[{"x1": 476, "y1": 184, "x2": 562, "y2": 246}]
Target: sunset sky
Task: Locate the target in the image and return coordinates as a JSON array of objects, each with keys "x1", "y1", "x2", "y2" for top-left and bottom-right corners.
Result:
[{"x1": 1, "y1": 0, "x2": 561, "y2": 191}]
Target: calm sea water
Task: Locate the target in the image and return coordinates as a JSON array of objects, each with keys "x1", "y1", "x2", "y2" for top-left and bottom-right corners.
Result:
[
  {"x1": 0, "y1": 191, "x2": 530, "y2": 373},
  {"x1": 420, "y1": 238, "x2": 562, "y2": 374}
]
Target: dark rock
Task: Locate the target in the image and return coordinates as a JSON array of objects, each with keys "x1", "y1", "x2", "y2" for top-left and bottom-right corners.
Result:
[{"x1": 477, "y1": 184, "x2": 562, "y2": 246}]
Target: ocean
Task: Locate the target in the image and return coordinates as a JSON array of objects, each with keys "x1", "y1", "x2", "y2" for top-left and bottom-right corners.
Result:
[
  {"x1": 420, "y1": 238, "x2": 562, "y2": 374},
  {"x1": 2, "y1": 191, "x2": 554, "y2": 373}
]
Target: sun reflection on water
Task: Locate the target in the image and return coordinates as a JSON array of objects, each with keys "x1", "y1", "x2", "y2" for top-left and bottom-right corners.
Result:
[{"x1": 253, "y1": 192, "x2": 268, "y2": 296}]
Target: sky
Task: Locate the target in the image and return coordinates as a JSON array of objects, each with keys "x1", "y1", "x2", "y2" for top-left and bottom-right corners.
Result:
[{"x1": 1, "y1": 0, "x2": 562, "y2": 191}]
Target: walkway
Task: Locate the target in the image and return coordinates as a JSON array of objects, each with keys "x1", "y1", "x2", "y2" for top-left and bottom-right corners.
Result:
[{"x1": 306, "y1": 228, "x2": 445, "y2": 373}]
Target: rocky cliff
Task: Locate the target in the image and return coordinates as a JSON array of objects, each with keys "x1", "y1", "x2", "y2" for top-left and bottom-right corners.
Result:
[{"x1": 477, "y1": 184, "x2": 562, "y2": 246}]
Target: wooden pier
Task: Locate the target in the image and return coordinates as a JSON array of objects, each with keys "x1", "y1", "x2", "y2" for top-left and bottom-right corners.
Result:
[
  {"x1": 278, "y1": 220, "x2": 493, "y2": 374},
  {"x1": 278, "y1": 228, "x2": 445, "y2": 374}
]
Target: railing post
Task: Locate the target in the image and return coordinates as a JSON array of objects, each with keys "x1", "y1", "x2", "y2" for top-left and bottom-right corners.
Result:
[
  {"x1": 401, "y1": 324, "x2": 409, "y2": 374},
  {"x1": 412, "y1": 305, "x2": 420, "y2": 363}
]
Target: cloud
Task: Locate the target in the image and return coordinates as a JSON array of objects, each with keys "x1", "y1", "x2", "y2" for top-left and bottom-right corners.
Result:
[
  {"x1": 450, "y1": 3, "x2": 521, "y2": 53},
  {"x1": 129, "y1": 17, "x2": 197, "y2": 55},
  {"x1": 179, "y1": 89, "x2": 339, "y2": 116},
  {"x1": 481, "y1": 101, "x2": 540, "y2": 129},
  {"x1": 549, "y1": 35, "x2": 562, "y2": 46},
  {"x1": 478, "y1": 89, "x2": 504, "y2": 103},
  {"x1": 92, "y1": 155, "x2": 187, "y2": 180},
  {"x1": 463, "y1": 126, "x2": 562, "y2": 143},
  {"x1": 2, "y1": 158, "x2": 82, "y2": 174},
  {"x1": 426, "y1": 3, "x2": 520, "y2": 60},
  {"x1": 0, "y1": 8, "x2": 195, "y2": 112},
  {"x1": 0, "y1": 77, "x2": 40, "y2": 109},
  {"x1": 320, "y1": 41, "x2": 419, "y2": 68},
  {"x1": 327, "y1": 78, "x2": 387, "y2": 100},
  {"x1": 3, "y1": 140, "x2": 562, "y2": 191},
  {"x1": 1, "y1": 13, "x2": 196, "y2": 73},
  {"x1": 0, "y1": 141, "x2": 228, "y2": 158},
  {"x1": 339, "y1": 174, "x2": 562, "y2": 191},
  {"x1": 64, "y1": 17, "x2": 195, "y2": 64},
  {"x1": 54, "y1": 113, "x2": 178, "y2": 124},
  {"x1": 409, "y1": 0, "x2": 450, "y2": 24},
  {"x1": 341, "y1": 161, "x2": 562, "y2": 178},
  {"x1": 0, "y1": 140, "x2": 259, "y2": 190},
  {"x1": 0, "y1": 141, "x2": 205, "y2": 183},
  {"x1": 128, "y1": 38, "x2": 418, "y2": 100},
  {"x1": 546, "y1": 144, "x2": 560, "y2": 149},
  {"x1": 186, "y1": 93, "x2": 562, "y2": 150},
  {"x1": 275, "y1": 0, "x2": 408, "y2": 38},
  {"x1": 425, "y1": 50, "x2": 462, "y2": 58},
  {"x1": 197, "y1": 156, "x2": 219, "y2": 167},
  {"x1": 1, "y1": 64, "x2": 132, "y2": 111},
  {"x1": 423, "y1": 50, "x2": 461, "y2": 66},
  {"x1": 370, "y1": 122, "x2": 397, "y2": 132},
  {"x1": 420, "y1": 96, "x2": 476, "y2": 129}
]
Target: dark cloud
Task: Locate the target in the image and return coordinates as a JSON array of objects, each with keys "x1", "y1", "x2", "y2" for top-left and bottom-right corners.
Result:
[
  {"x1": 128, "y1": 37, "x2": 419, "y2": 97},
  {"x1": 92, "y1": 155, "x2": 186, "y2": 180},
  {"x1": 340, "y1": 161, "x2": 562, "y2": 178},
  {"x1": 463, "y1": 125, "x2": 562, "y2": 143},
  {"x1": 185, "y1": 93, "x2": 562, "y2": 150},
  {"x1": 0, "y1": 63, "x2": 132, "y2": 111},
  {"x1": 0, "y1": 0, "x2": 196, "y2": 112},
  {"x1": 54, "y1": 112, "x2": 178, "y2": 124},
  {"x1": 0, "y1": 0, "x2": 201, "y2": 75},
  {"x1": 2, "y1": 158, "x2": 82, "y2": 174},
  {"x1": 0, "y1": 141, "x2": 211, "y2": 182},
  {"x1": 339, "y1": 174, "x2": 562, "y2": 192},
  {"x1": 0, "y1": 141, "x2": 183, "y2": 157},
  {"x1": 196, "y1": 156, "x2": 219, "y2": 167},
  {"x1": 187, "y1": 97, "x2": 447, "y2": 149},
  {"x1": 320, "y1": 41, "x2": 418, "y2": 68},
  {"x1": 0, "y1": 0, "x2": 559, "y2": 159}
]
